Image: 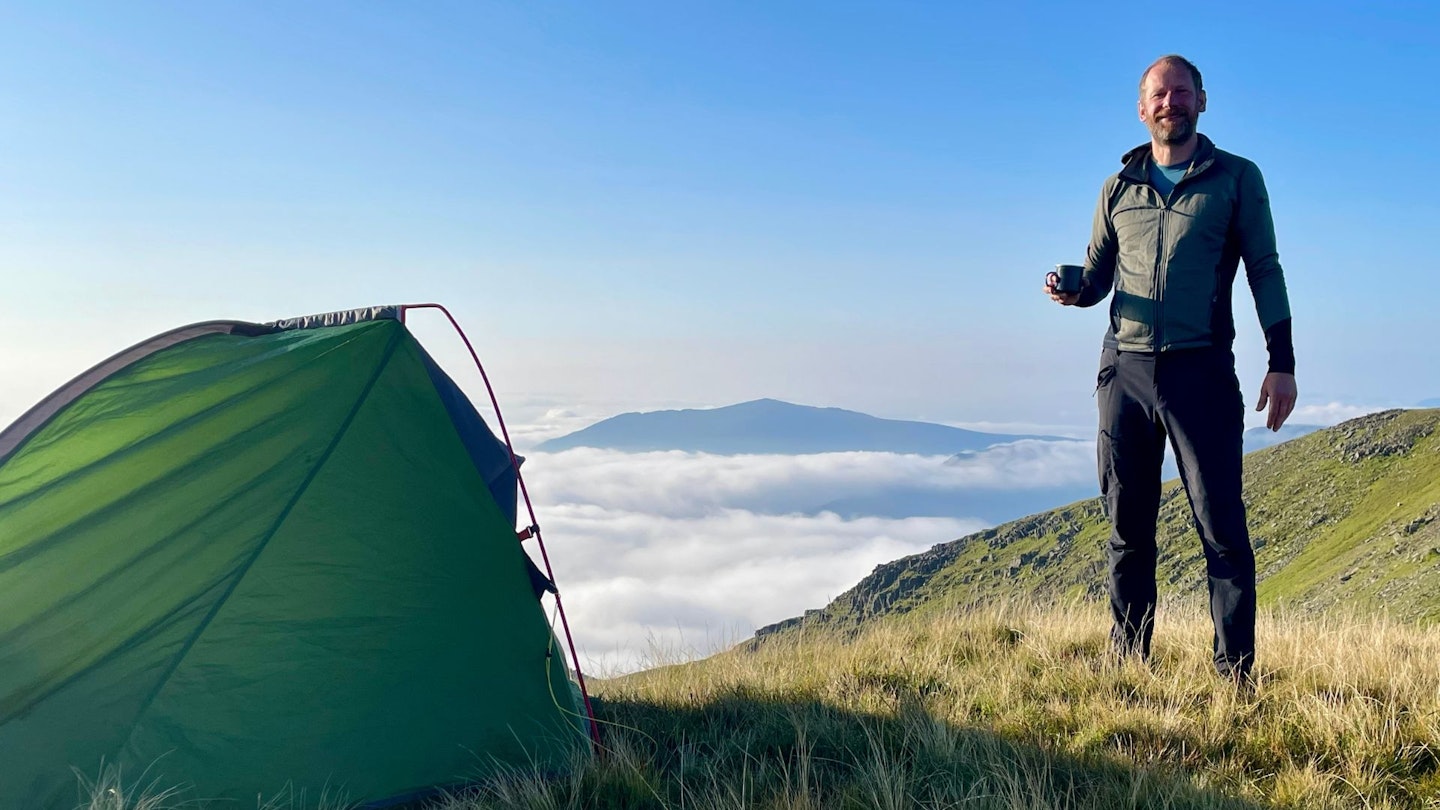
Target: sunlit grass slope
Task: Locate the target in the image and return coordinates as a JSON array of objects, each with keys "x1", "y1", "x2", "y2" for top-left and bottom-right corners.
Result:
[{"x1": 430, "y1": 602, "x2": 1440, "y2": 810}]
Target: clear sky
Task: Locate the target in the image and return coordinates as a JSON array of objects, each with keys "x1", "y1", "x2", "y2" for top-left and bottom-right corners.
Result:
[{"x1": 3, "y1": 0, "x2": 1437, "y2": 432}]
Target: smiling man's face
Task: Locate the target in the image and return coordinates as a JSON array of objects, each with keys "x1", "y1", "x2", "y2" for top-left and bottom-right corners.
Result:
[{"x1": 1139, "y1": 61, "x2": 1206, "y2": 147}]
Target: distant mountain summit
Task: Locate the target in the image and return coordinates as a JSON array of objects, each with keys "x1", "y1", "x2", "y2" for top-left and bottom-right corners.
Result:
[{"x1": 535, "y1": 399, "x2": 1066, "y2": 455}]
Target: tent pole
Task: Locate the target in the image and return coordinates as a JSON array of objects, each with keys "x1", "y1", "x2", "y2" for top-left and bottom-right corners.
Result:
[{"x1": 397, "y1": 303, "x2": 602, "y2": 751}]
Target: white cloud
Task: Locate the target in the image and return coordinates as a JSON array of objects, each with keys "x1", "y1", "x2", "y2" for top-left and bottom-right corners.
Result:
[
  {"x1": 940, "y1": 439, "x2": 1095, "y2": 484},
  {"x1": 946, "y1": 420, "x2": 1093, "y2": 439},
  {"x1": 510, "y1": 441, "x2": 1100, "y2": 674},
  {"x1": 511, "y1": 393, "x2": 1411, "y2": 674},
  {"x1": 524, "y1": 441, "x2": 1093, "y2": 519},
  {"x1": 535, "y1": 506, "x2": 984, "y2": 675},
  {"x1": 1283, "y1": 401, "x2": 1394, "y2": 427},
  {"x1": 504, "y1": 405, "x2": 614, "y2": 451},
  {"x1": 518, "y1": 398, "x2": 1387, "y2": 674}
]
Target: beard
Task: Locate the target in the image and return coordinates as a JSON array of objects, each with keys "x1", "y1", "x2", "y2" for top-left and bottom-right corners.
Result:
[{"x1": 1146, "y1": 109, "x2": 1197, "y2": 145}]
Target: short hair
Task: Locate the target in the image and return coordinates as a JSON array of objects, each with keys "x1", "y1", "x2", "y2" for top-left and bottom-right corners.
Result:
[{"x1": 1139, "y1": 55, "x2": 1204, "y2": 96}]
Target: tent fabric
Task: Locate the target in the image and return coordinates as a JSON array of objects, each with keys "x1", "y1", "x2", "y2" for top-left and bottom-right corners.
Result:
[
  {"x1": 0, "y1": 321, "x2": 271, "y2": 465},
  {"x1": 0, "y1": 316, "x2": 584, "y2": 808},
  {"x1": 415, "y1": 348, "x2": 520, "y2": 525}
]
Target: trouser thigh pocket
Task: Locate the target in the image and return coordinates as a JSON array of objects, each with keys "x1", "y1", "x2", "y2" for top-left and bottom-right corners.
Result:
[{"x1": 1094, "y1": 348, "x2": 1118, "y2": 395}]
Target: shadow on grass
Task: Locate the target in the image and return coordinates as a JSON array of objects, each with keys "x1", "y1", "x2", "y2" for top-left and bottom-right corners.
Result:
[{"x1": 431, "y1": 687, "x2": 1269, "y2": 810}]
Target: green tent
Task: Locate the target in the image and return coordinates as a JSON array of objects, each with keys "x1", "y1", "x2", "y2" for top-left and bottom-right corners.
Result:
[{"x1": 0, "y1": 307, "x2": 589, "y2": 807}]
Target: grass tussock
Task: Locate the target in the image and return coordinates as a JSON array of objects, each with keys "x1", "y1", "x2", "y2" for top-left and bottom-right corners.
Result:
[
  {"x1": 91, "y1": 601, "x2": 1440, "y2": 809},
  {"x1": 75, "y1": 760, "x2": 354, "y2": 810}
]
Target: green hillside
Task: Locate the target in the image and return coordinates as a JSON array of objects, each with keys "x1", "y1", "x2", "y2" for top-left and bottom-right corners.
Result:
[{"x1": 758, "y1": 408, "x2": 1440, "y2": 638}]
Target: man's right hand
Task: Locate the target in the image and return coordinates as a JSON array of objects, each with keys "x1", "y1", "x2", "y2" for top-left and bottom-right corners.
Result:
[{"x1": 1044, "y1": 272, "x2": 1083, "y2": 306}]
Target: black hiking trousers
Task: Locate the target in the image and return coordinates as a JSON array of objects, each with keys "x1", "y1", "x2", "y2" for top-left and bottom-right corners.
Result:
[{"x1": 1096, "y1": 345, "x2": 1256, "y2": 679}]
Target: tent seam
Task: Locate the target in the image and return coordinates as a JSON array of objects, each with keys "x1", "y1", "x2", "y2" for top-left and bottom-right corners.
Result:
[{"x1": 112, "y1": 323, "x2": 404, "y2": 762}]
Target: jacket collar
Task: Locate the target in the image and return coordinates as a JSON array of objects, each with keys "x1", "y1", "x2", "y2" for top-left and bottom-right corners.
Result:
[{"x1": 1118, "y1": 133, "x2": 1217, "y2": 184}]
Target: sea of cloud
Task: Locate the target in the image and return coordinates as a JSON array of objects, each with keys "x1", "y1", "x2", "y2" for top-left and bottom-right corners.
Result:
[
  {"x1": 527, "y1": 442, "x2": 1096, "y2": 518},
  {"x1": 518, "y1": 440, "x2": 1096, "y2": 675},
  {"x1": 502, "y1": 397, "x2": 1411, "y2": 676}
]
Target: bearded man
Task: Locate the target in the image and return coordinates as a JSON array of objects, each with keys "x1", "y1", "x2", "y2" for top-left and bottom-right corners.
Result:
[{"x1": 1044, "y1": 55, "x2": 1297, "y2": 682}]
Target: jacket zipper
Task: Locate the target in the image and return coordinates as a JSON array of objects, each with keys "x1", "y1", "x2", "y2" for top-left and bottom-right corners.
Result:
[
  {"x1": 1153, "y1": 196, "x2": 1166, "y2": 352},
  {"x1": 1154, "y1": 157, "x2": 1211, "y2": 353}
]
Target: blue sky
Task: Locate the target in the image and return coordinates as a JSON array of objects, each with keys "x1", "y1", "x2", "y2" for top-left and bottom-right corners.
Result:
[{"x1": 3, "y1": 1, "x2": 1437, "y2": 432}]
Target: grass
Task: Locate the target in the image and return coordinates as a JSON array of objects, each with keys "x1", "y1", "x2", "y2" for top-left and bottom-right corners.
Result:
[
  {"x1": 449, "y1": 600, "x2": 1440, "y2": 809},
  {"x1": 94, "y1": 600, "x2": 1440, "y2": 809},
  {"x1": 75, "y1": 759, "x2": 355, "y2": 810}
]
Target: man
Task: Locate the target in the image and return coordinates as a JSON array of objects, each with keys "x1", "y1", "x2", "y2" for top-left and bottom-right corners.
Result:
[{"x1": 1044, "y1": 55, "x2": 1297, "y2": 681}]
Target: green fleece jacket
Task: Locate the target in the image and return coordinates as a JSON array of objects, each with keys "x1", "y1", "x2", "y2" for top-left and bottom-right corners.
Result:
[{"x1": 1078, "y1": 134, "x2": 1294, "y2": 372}]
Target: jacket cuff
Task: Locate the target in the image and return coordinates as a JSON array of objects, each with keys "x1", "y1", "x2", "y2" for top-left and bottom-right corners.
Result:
[{"x1": 1264, "y1": 318, "x2": 1295, "y2": 374}]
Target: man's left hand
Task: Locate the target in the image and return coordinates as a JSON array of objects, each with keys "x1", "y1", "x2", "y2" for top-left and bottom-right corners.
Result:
[{"x1": 1255, "y1": 372, "x2": 1298, "y2": 431}]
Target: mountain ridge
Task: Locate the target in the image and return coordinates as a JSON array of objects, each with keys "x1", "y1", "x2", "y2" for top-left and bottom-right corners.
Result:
[{"x1": 535, "y1": 398, "x2": 1070, "y2": 455}]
